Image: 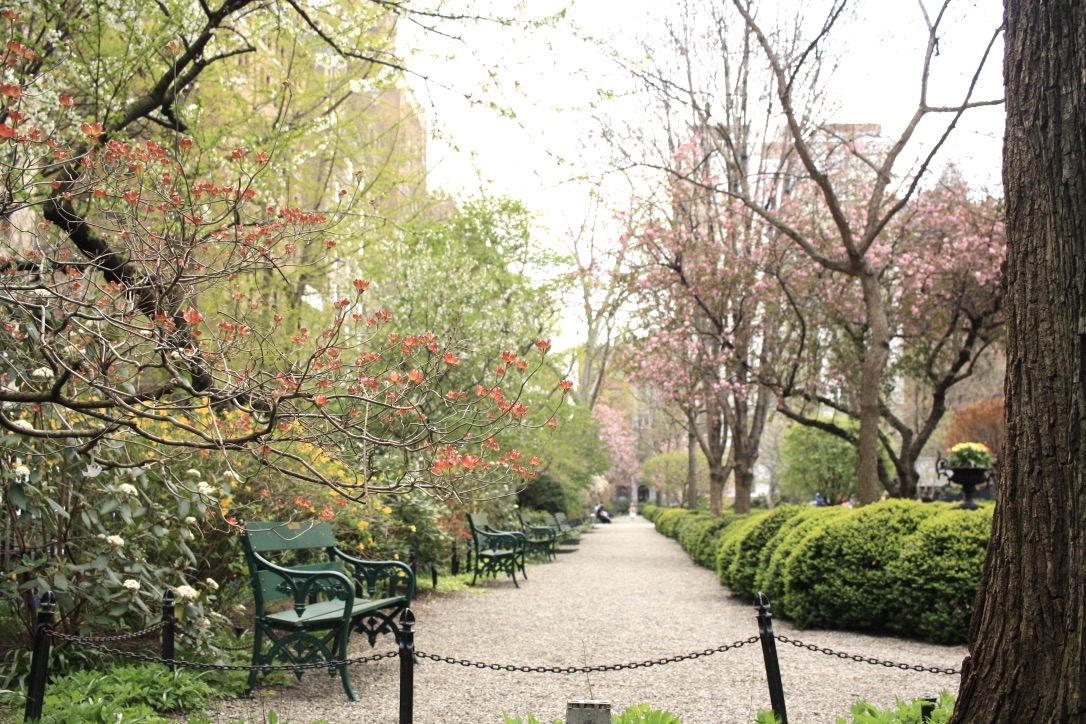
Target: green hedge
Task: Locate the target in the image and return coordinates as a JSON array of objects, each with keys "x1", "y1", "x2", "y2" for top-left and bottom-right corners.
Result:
[
  {"x1": 781, "y1": 500, "x2": 940, "y2": 631},
  {"x1": 714, "y1": 511, "x2": 770, "y2": 587},
  {"x1": 720, "y1": 505, "x2": 804, "y2": 598},
  {"x1": 756, "y1": 507, "x2": 850, "y2": 616},
  {"x1": 655, "y1": 508, "x2": 696, "y2": 538},
  {"x1": 646, "y1": 499, "x2": 991, "y2": 642},
  {"x1": 679, "y1": 513, "x2": 736, "y2": 569},
  {"x1": 890, "y1": 507, "x2": 993, "y2": 643},
  {"x1": 640, "y1": 504, "x2": 661, "y2": 522}
]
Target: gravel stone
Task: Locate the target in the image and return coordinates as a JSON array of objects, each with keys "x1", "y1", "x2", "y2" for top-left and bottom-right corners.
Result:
[{"x1": 208, "y1": 516, "x2": 966, "y2": 723}]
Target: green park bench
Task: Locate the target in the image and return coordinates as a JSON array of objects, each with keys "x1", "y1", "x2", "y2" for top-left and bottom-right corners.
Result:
[
  {"x1": 241, "y1": 521, "x2": 415, "y2": 702},
  {"x1": 545, "y1": 511, "x2": 581, "y2": 546},
  {"x1": 516, "y1": 511, "x2": 558, "y2": 561},
  {"x1": 466, "y1": 513, "x2": 525, "y2": 587}
]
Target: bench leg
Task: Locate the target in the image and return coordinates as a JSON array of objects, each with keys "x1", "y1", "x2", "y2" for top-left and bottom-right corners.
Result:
[{"x1": 336, "y1": 627, "x2": 359, "y2": 702}]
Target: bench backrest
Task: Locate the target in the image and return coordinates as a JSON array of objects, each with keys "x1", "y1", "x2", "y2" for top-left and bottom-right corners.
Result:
[{"x1": 243, "y1": 522, "x2": 344, "y2": 610}]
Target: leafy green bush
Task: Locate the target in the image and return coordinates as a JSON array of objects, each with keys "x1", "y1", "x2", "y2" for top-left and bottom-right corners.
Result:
[
  {"x1": 640, "y1": 504, "x2": 660, "y2": 522},
  {"x1": 516, "y1": 474, "x2": 569, "y2": 514},
  {"x1": 674, "y1": 512, "x2": 714, "y2": 550},
  {"x1": 714, "y1": 512, "x2": 769, "y2": 588},
  {"x1": 16, "y1": 664, "x2": 219, "y2": 723},
  {"x1": 720, "y1": 506, "x2": 804, "y2": 597},
  {"x1": 836, "y1": 692, "x2": 954, "y2": 723},
  {"x1": 755, "y1": 507, "x2": 849, "y2": 614},
  {"x1": 678, "y1": 514, "x2": 737, "y2": 569},
  {"x1": 779, "y1": 419, "x2": 892, "y2": 504},
  {"x1": 891, "y1": 508, "x2": 993, "y2": 643},
  {"x1": 781, "y1": 500, "x2": 939, "y2": 631},
  {"x1": 655, "y1": 508, "x2": 695, "y2": 539}
]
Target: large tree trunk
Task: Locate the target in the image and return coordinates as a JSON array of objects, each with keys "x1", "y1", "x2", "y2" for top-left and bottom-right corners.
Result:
[
  {"x1": 857, "y1": 269, "x2": 891, "y2": 505},
  {"x1": 952, "y1": 1, "x2": 1086, "y2": 720},
  {"x1": 686, "y1": 424, "x2": 699, "y2": 511}
]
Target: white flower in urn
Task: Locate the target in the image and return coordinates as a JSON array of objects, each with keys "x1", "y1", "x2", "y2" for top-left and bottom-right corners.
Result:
[
  {"x1": 122, "y1": 579, "x2": 141, "y2": 592},
  {"x1": 117, "y1": 483, "x2": 138, "y2": 497},
  {"x1": 173, "y1": 584, "x2": 199, "y2": 602},
  {"x1": 105, "y1": 535, "x2": 125, "y2": 548}
]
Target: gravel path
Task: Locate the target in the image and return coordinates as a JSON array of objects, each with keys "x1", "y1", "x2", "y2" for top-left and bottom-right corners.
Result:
[{"x1": 210, "y1": 516, "x2": 966, "y2": 723}]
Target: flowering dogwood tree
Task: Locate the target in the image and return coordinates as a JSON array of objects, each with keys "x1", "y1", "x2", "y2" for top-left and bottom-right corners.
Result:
[{"x1": 0, "y1": 8, "x2": 566, "y2": 502}]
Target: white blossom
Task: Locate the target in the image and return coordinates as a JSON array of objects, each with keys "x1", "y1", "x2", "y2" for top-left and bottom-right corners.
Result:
[
  {"x1": 196, "y1": 481, "x2": 215, "y2": 496},
  {"x1": 11, "y1": 419, "x2": 33, "y2": 431},
  {"x1": 205, "y1": 577, "x2": 219, "y2": 591},
  {"x1": 183, "y1": 516, "x2": 197, "y2": 525},
  {"x1": 106, "y1": 535, "x2": 125, "y2": 547},
  {"x1": 222, "y1": 470, "x2": 241, "y2": 482},
  {"x1": 173, "y1": 584, "x2": 199, "y2": 602},
  {"x1": 184, "y1": 469, "x2": 201, "y2": 479},
  {"x1": 31, "y1": 367, "x2": 54, "y2": 379},
  {"x1": 117, "y1": 483, "x2": 138, "y2": 496},
  {"x1": 234, "y1": 603, "x2": 247, "y2": 613},
  {"x1": 13, "y1": 464, "x2": 30, "y2": 478},
  {"x1": 122, "y1": 579, "x2": 141, "y2": 592}
]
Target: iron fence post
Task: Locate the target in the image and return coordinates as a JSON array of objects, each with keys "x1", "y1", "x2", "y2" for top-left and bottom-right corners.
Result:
[
  {"x1": 23, "y1": 591, "x2": 56, "y2": 723},
  {"x1": 919, "y1": 696, "x2": 938, "y2": 722},
  {"x1": 399, "y1": 608, "x2": 415, "y2": 724},
  {"x1": 755, "y1": 592, "x2": 788, "y2": 724},
  {"x1": 162, "y1": 589, "x2": 176, "y2": 672},
  {"x1": 451, "y1": 540, "x2": 459, "y2": 576}
]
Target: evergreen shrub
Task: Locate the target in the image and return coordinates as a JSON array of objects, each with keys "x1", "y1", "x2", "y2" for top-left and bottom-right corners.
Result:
[
  {"x1": 714, "y1": 511, "x2": 770, "y2": 588},
  {"x1": 781, "y1": 500, "x2": 939, "y2": 631},
  {"x1": 721, "y1": 505, "x2": 804, "y2": 597},
  {"x1": 756, "y1": 506, "x2": 849, "y2": 615},
  {"x1": 655, "y1": 508, "x2": 695, "y2": 538},
  {"x1": 640, "y1": 504, "x2": 660, "y2": 522},
  {"x1": 677, "y1": 514, "x2": 734, "y2": 568},
  {"x1": 890, "y1": 507, "x2": 993, "y2": 643}
]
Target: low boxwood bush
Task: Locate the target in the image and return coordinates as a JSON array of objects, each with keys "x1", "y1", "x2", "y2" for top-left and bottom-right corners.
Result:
[
  {"x1": 781, "y1": 500, "x2": 939, "y2": 631},
  {"x1": 755, "y1": 507, "x2": 849, "y2": 615},
  {"x1": 722, "y1": 505, "x2": 804, "y2": 598},
  {"x1": 655, "y1": 508, "x2": 695, "y2": 539},
  {"x1": 714, "y1": 511, "x2": 770, "y2": 588},
  {"x1": 640, "y1": 504, "x2": 660, "y2": 522},
  {"x1": 676, "y1": 513, "x2": 716, "y2": 552},
  {"x1": 678, "y1": 514, "x2": 736, "y2": 569},
  {"x1": 890, "y1": 507, "x2": 993, "y2": 643}
]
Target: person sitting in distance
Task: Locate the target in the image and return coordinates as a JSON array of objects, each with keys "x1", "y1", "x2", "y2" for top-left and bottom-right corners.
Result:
[{"x1": 595, "y1": 503, "x2": 613, "y2": 524}]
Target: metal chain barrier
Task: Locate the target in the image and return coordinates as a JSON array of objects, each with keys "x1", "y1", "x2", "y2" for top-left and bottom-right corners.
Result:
[
  {"x1": 774, "y1": 634, "x2": 961, "y2": 675},
  {"x1": 415, "y1": 635, "x2": 761, "y2": 674},
  {"x1": 49, "y1": 631, "x2": 397, "y2": 672},
  {"x1": 58, "y1": 620, "x2": 169, "y2": 643}
]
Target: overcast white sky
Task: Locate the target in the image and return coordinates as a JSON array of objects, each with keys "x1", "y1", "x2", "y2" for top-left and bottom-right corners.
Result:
[
  {"x1": 407, "y1": 0, "x2": 1004, "y2": 215},
  {"x1": 403, "y1": 0, "x2": 1005, "y2": 346}
]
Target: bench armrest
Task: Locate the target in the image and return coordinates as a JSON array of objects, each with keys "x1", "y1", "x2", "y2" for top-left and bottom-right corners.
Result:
[
  {"x1": 525, "y1": 524, "x2": 557, "y2": 538},
  {"x1": 332, "y1": 548, "x2": 416, "y2": 603},
  {"x1": 484, "y1": 526, "x2": 527, "y2": 544},
  {"x1": 475, "y1": 529, "x2": 520, "y2": 551},
  {"x1": 249, "y1": 550, "x2": 355, "y2": 617}
]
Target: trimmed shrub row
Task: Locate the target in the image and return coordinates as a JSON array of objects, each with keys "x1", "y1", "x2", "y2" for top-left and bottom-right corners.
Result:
[{"x1": 648, "y1": 500, "x2": 992, "y2": 644}]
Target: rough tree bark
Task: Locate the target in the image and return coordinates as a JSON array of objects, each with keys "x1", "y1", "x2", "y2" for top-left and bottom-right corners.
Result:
[{"x1": 951, "y1": 1, "x2": 1086, "y2": 720}]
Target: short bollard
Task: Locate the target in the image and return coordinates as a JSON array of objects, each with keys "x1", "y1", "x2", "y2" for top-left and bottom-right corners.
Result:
[
  {"x1": 451, "y1": 540, "x2": 460, "y2": 576},
  {"x1": 566, "y1": 700, "x2": 611, "y2": 724},
  {"x1": 24, "y1": 591, "x2": 56, "y2": 723},
  {"x1": 399, "y1": 608, "x2": 415, "y2": 724},
  {"x1": 161, "y1": 589, "x2": 176, "y2": 672},
  {"x1": 755, "y1": 592, "x2": 788, "y2": 724},
  {"x1": 919, "y1": 696, "x2": 938, "y2": 722}
]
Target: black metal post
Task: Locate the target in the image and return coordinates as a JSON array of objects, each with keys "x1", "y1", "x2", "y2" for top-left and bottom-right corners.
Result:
[
  {"x1": 755, "y1": 593, "x2": 788, "y2": 724},
  {"x1": 919, "y1": 696, "x2": 938, "y2": 722},
  {"x1": 24, "y1": 591, "x2": 56, "y2": 723},
  {"x1": 450, "y1": 540, "x2": 459, "y2": 576},
  {"x1": 161, "y1": 589, "x2": 176, "y2": 672},
  {"x1": 398, "y1": 608, "x2": 415, "y2": 724}
]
